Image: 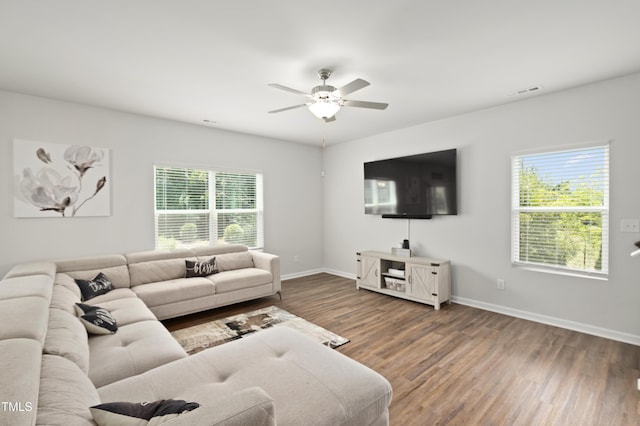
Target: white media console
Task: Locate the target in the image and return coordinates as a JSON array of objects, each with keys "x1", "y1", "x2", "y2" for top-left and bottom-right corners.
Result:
[{"x1": 356, "y1": 251, "x2": 451, "y2": 310}]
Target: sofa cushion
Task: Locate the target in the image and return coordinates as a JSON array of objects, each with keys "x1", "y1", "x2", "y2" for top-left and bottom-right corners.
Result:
[
  {"x1": 0, "y1": 274, "x2": 53, "y2": 301},
  {"x1": 56, "y1": 254, "x2": 131, "y2": 288},
  {"x1": 0, "y1": 296, "x2": 49, "y2": 342},
  {"x1": 215, "y1": 252, "x2": 254, "y2": 272},
  {"x1": 44, "y1": 308, "x2": 90, "y2": 373},
  {"x1": 210, "y1": 268, "x2": 273, "y2": 293},
  {"x1": 37, "y1": 354, "x2": 101, "y2": 426},
  {"x1": 88, "y1": 287, "x2": 139, "y2": 304},
  {"x1": 132, "y1": 278, "x2": 215, "y2": 308},
  {"x1": 75, "y1": 272, "x2": 114, "y2": 301},
  {"x1": 76, "y1": 303, "x2": 118, "y2": 335},
  {"x1": 91, "y1": 297, "x2": 158, "y2": 326},
  {"x1": 2, "y1": 261, "x2": 56, "y2": 280},
  {"x1": 51, "y1": 283, "x2": 82, "y2": 315},
  {"x1": 97, "y1": 327, "x2": 392, "y2": 426},
  {"x1": 185, "y1": 257, "x2": 218, "y2": 278},
  {"x1": 190, "y1": 244, "x2": 248, "y2": 258},
  {"x1": 90, "y1": 399, "x2": 200, "y2": 426},
  {"x1": 55, "y1": 272, "x2": 83, "y2": 298},
  {"x1": 126, "y1": 249, "x2": 195, "y2": 286},
  {"x1": 89, "y1": 320, "x2": 187, "y2": 388},
  {"x1": 0, "y1": 338, "x2": 41, "y2": 426}
]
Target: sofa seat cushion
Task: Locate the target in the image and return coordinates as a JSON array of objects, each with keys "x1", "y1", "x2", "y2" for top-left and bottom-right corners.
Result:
[
  {"x1": 87, "y1": 287, "x2": 138, "y2": 304},
  {"x1": 44, "y1": 308, "x2": 90, "y2": 373},
  {"x1": 37, "y1": 354, "x2": 101, "y2": 426},
  {"x1": 210, "y1": 269, "x2": 272, "y2": 294},
  {"x1": 88, "y1": 320, "x2": 187, "y2": 388},
  {"x1": 91, "y1": 297, "x2": 157, "y2": 326},
  {"x1": 132, "y1": 278, "x2": 215, "y2": 308},
  {"x1": 97, "y1": 327, "x2": 392, "y2": 426}
]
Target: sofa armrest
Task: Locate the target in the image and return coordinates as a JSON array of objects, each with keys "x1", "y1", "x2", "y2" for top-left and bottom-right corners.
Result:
[
  {"x1": 251, "y1": 252, "x2": 281, "y2": 293},
  {"x1": 163, "y1": 387, "x2": 276, "y2": 426}
]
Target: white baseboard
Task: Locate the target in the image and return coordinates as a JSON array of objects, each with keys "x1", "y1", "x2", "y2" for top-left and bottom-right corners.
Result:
[
  {"x1": 282, "y1": 268, "x2": 356, "y2": 281},
  {"x1": 281, "y1": 268, "x2": 326, "y2": 281},
  {"x1": 452, "y1": 296, "x2": 640, "y2": 347},
  {"x1": 322, "y1": 268, "x2": 356, "y2": 280},
  {"x1": 282, "y1": 269, "x2": 640, "y2": 346}
]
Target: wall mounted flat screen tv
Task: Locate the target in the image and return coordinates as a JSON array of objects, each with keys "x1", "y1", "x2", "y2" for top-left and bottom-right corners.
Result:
[{"x1": 364, "y1": 148, "x2": 457, "y2": 219}]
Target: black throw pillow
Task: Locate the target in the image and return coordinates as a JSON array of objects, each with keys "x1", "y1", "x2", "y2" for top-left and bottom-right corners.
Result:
[
  {"x1": 185, "y1": 257, "x2": 218, "y2": 278},
  {"x1": 90, "y1": 399, "x2": 200, "y2": 425},
  {"x1": 75, "y1": 303, "x2": 118, "y2": 335},
  {"x1": 75, "y1": 272, "x2": 114, "y2": 301}
]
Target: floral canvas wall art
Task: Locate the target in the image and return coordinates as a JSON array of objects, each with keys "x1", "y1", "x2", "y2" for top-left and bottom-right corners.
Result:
[{"x1": 13, "y1": 139, "x2": 110, "y2": 218}]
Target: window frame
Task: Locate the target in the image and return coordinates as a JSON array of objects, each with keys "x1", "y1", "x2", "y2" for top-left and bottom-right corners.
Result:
[
  {"x1": 154, "y1": 164, "x2": 264, "y2": 251},
  {"x1": 510, "y1": 142, "x2": 610, "y2": 280}
]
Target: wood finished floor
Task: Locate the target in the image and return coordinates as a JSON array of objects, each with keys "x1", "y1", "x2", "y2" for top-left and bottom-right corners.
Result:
[{"x1": 163, "y1": 273, "x2": 640, "y2": 426}]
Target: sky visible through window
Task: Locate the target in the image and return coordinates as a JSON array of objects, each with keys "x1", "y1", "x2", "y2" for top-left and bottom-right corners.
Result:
[{"x1": 519, "y1": 146, "x2": 607, "y2": 191}]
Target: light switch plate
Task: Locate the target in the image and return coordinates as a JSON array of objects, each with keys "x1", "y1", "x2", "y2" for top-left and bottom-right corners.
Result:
[{"x1": 621, "y1": 219, "x2": 640, "y2": 233}]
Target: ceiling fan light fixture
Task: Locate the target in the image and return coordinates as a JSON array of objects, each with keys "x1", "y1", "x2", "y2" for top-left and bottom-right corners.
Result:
[
  {"x1": 268, "y1": 68, "x2": 387, "y2": 122},
  {"x1": 308, "y1": 99, "x2": 340, "y2": 119}
]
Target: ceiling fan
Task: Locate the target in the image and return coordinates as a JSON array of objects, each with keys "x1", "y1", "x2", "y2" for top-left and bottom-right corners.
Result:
[{"x1": 268, "y1": 69, "x2": 388, "y2": 122}]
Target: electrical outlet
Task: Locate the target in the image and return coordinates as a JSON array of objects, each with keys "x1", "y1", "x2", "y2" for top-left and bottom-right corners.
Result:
[
  {"x1": 497, "y1": 278, "x2": 505, "y2": 290},
  {"x1": 621, "y1": 219, "x2": 640, "y2": 233}
]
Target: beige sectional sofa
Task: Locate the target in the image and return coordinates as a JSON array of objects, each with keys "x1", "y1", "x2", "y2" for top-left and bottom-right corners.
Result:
[
  {"x1": 0, "y1": 245, "x2": 393, "y2": 426},
  {"x1": 56, "y1": 244, "x2": 281, "y2": 321}
]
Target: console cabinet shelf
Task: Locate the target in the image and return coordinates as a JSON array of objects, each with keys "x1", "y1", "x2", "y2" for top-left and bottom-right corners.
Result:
[{"x1": 356, "y1": 250, "x2": 451, "y2": 310}]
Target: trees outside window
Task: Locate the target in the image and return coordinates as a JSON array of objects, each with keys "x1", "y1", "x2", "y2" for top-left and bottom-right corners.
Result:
[
  {"x1": 511, "y1": 145, "x2": 609, "y2": 277},
  {"x1": 154, "y1": 166, "x2": 263, "y2": 250}
]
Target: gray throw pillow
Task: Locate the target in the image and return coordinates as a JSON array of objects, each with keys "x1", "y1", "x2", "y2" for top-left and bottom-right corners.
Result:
[
  {"x1": 90, "y1": 399, "x2": 200, "y2": 425},
  {"x1": 75, "y1": 303, "x2": 117, "y2": 335},
  {"x1": 74, "y1": 272, "x2": 113, "y2": 301},
  {"x1": 185, "y1": 257, "x2": 218, "y2": 278}
]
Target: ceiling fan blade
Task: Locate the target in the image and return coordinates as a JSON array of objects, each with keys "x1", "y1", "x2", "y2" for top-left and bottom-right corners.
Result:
[
  {"x1": 342, "y1": 100, "x2": 389, "y2": 110},
  {"x1": 268, "y1": 104, "x2": 309, "y2": 114},
  {"x1": 323, "y1": 116, "x2": 336, "y2": 123},
  {"x1": 336, "y1": 78, "x2": 370, "y2": 96},
  {"x1": 268, "y1": 83, "x2": 312, "y2": 97}
]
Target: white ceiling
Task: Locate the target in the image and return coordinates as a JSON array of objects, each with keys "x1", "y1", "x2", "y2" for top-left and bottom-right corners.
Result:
[{"x1": 1, "y1": 1, "x2": 640, "y2": 146}]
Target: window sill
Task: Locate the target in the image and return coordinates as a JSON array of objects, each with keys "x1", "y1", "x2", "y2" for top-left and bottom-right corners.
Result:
[{"x1": 512, "y1": 262, "x2": 608, "y2": 281}]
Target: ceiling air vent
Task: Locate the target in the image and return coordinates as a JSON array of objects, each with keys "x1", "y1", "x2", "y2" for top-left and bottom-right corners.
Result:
[{"x1": 507, "y1": 85, "x2": 543, "y2": 97}]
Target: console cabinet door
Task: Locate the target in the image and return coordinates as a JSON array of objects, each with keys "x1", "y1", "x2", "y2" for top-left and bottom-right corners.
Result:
[
  {"x1": 360, "y1": 256, "x2": 381, "y2": 288},
  {"x1": 407, "y1": 264, "x2": 437, "y2": 302}
]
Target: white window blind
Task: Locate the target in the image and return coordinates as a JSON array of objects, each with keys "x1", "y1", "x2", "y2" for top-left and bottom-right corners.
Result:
[
  {"x1": 154, "y1": 166, "x2": 264, "y2": 250},
  {"x1": 511, "y1": 144, "x2": 609, "y2": 278}
]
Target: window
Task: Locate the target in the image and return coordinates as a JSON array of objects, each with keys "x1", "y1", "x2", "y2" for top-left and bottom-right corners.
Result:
[
  {"x1": 511, "y1": 144, "x2": 609, "y2": 278},
  {"x1": 154, "y1": 166, "x2": 263, "y2": 250}
]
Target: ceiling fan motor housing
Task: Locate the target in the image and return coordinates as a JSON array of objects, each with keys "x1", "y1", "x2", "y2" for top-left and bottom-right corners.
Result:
[{"x1": 311, "y1": 85, "x2": 340, "y2": 101}]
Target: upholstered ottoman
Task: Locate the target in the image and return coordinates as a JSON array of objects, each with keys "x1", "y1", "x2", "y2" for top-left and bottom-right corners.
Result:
[{"x1": 97, "y1": 327, "x2": 393, "y2": 425}]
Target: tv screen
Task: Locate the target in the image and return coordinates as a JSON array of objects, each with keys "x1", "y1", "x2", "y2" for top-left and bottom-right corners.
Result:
[{"x1": 364, "y1": 148, "x2": 457, "y2": 218}]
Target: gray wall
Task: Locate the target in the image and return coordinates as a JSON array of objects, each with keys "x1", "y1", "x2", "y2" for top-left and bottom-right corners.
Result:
[
  {"x1": 0, "y1": 90, "x2": 324, "y2": 277},
  {"x1": 323, "y1": 72, "x2": 640, "y2": 343}
]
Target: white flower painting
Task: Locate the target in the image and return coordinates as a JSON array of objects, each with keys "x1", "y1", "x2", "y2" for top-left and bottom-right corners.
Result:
[{"x1": 13, "y1": 139, "x2": 110, "y2": 217}]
